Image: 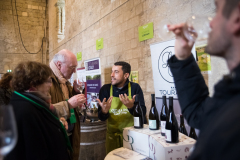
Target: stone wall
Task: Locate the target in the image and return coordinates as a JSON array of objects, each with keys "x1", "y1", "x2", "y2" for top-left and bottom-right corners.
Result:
[
  {"x1": 48, "y1": 0, "x2": 229, "y2": 117},
  {"x1": 0, "y1": 0, "x2": 48, "y2": 73}
]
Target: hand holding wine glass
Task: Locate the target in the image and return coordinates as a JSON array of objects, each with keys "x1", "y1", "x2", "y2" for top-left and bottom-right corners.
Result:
[
  {"x1": 167, "y1": 23, "x2": 194, "y2": 60},
  {"x1": 0, "y1": 105, "x2": 18, "y2": 160},
  {"x1": 75, "y1": 77, "x2": 88, "y2": 115},
  {"x1": 67, "y1": 94, "x2": 86, "y2": 108},
  {"x1": 167, "y1": 15, "x2": 212, "y2": 60}
]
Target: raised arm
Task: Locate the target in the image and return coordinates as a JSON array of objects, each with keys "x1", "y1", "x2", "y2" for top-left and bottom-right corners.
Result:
[{"x1": 168, "y1": 54, "x2": 210, "y2": 129}]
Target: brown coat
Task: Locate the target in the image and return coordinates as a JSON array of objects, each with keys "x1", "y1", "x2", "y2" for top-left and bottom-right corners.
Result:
[{"x1": 49, "y1": 74, "x2": 80, "y2": 160}]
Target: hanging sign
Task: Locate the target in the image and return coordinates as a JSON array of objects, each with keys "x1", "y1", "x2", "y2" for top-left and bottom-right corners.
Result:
[
  {"x1": 138, "y1": 22, "x2": 154, "y2": 42},
  {"x1": 150, "y1": 39, "x2": 196, "y2": 99},
  {"x1": 150, "y1": 39, "x2": 198, "y2": 135},
  {"x1": 84, "y1": 58, "x2": 101, "y2": 109},
  {"x1": 96, "y1": 38, "x2": 103, "y2": 50},
  {"x1": 77, "y1": 52, "x2": 82, "y2": 61}
]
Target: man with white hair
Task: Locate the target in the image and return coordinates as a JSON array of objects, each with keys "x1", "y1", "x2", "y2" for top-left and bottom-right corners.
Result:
[{"x1": 49, "y1": 49, "x2": 86, "y2": 160}]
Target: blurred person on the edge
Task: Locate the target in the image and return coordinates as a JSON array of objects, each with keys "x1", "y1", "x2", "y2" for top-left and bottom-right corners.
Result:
[
  {"x1": 167, "y1": 0, "x2": 240, "y2": 159},
  {"x1": 0, "y1": 72, "x2": 13, "y2": 106},
  {"x1": 97, "y1": 61, "x2": 147, "y2": 154}
]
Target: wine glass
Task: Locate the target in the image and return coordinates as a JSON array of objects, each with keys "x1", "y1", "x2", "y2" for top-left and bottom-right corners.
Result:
[
  {"x1": 160, "y1": 15, "x2": 212, "y2": 42},
  {"x1": 158, "y1": 19, "x2": 175, "y2": 40},
  {"x1": 76, "y1": 78, "x2": 85, "y2": 94},
  {"x1": 0, "y1": 105, "x2": 18, "y2": 160},
  {"x1": 183, "y1": 15, "x2": 212, "y2": 42},
  {"x1": 76, "y1": 78, "x2": 88, "y2": 120}
]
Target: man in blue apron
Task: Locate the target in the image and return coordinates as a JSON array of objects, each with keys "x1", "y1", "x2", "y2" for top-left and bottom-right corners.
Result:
[{"x1": 97, "y1": 61, "x2": 146, "y2": 154}]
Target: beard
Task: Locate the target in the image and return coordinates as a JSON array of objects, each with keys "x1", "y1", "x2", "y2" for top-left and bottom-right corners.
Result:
[
  {"x1": 205, "y1": 28, "x2": 230, "y2": 58},
  {"x1": 111, "y1": 77, "x2": 126, "y2": 87}
]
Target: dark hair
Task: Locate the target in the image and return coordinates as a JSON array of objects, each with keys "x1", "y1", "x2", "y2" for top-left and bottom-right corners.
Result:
[
  {"x1": 0, "y1": 73, "x2": 13, "y2": 89},
  {"x1": 12, "y1": 61, "x2": 52, "y2": 92},
  {"x1": 114, "y1": 61, "x2": 131, "y2": 74},
  {"x1": 223, "y1": 0, "x2": 240, "y2": 18}
]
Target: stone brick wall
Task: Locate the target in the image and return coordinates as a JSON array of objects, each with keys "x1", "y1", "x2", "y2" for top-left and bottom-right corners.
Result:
[
  {"x1": 48, "y1": 0, "x2": 229, "y2": 116},
  {"x1": 0, "y1": 0, "x2": 48, "y2": 73}
]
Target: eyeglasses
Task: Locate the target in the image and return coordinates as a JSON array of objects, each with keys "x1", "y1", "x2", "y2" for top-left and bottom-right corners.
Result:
[
  {"x1": 68, "y1": 66, "x2": 76, "y2": 70},
  {"x1": 62, "y1": 62, "x2": 77, "y2": 70}
]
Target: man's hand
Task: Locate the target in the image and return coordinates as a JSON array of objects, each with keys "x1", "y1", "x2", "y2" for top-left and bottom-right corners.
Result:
[
  {"x1": 68, "y1": 94, "x2": 86, "y2": 108},
  {"x1": 97, "y1": 96, "x2": 113, "y2": 114},
  {"x1": 60, "y1": 117, "x2": 68, "y2": 130},
  {"x1": 119, "y1": 94, "x2": 136, "y2": 109},
  {"x1": 167, "y1": 23, "x2": 194, "y2": 60}
]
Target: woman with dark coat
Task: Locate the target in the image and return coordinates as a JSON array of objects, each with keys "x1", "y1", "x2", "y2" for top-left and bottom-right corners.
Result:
[
  {"x1": 5, "y1": 61, "x2": 71, "y2": 160},
  {"x1": 0, "y1": 72, "x2": 13, "y2": 106}
]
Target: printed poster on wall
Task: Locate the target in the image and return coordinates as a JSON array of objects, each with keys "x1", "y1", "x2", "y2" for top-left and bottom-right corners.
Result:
[
  {"x1": 196, "y1": 45, "x2": 211, "y2": 74},
  {"x1": 84, "y1": 58, "x2": 101, "y2": 109},
  {"x1": 129, "y1": 71, "x2": 139, "y2": 83}
]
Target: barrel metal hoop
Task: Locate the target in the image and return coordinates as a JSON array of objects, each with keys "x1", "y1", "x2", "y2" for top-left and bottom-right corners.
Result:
[
  {"x1": 80, "y1": 127, "x2": 106, "y2": 132},
  {"x1": 80, "y1": 140, "x2": 106, "y2": 146},
  {"x1": 81, "y1": 124, "x2": 106, "y2": 129}
]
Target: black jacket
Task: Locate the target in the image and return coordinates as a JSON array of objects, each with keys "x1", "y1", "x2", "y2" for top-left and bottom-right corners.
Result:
[
  {"x1": 169, "y1": 55, "x2": 240, "y2": 160},
  {"x1": 5, "y1": 92, "x2": 70, "y2": 160},
  {"x1": 98, "y1": 79, "x2": 147, "y2": 123}
]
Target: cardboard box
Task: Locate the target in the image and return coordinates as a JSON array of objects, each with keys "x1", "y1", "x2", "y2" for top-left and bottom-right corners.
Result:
[{"x1": 123, "y1": 125, "x2": 196, "y2": 160}]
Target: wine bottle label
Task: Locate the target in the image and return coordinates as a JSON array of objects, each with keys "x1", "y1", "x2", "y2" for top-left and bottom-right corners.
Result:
[
  {"x1": 149, "y1": 120, "x2": 156, "y2": 129},
  {"x1": 165, "y1": 129, "x2": 172, "y2": 141},
  {"x1": 161, "y1": 121, "x2": 166, "y2": 133},
  {"x1": 134, "y1": 117, "x2": 140, "y2": 127}
]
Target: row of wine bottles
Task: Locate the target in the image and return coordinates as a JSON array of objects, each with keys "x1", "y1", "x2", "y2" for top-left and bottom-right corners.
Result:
[
  {"x1": 133, "y1": 94, "x2": 197, "y2": 143},
  {"x1": 179, "y1": 115, "x2": 198, "y2": 139}
]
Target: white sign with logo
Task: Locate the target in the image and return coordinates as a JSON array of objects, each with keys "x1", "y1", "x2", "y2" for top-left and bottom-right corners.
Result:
[{"x1": 150, "y1": 39, "x2": 196, "y2": 99}]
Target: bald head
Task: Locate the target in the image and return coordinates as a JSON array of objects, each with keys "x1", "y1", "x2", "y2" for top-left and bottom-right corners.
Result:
[
  {"x1": 53, "y1": 49, "x2": 77, "y2": 64},
  {"x1": 52, "y1": 49, "x2": 78, "y2": 79}
]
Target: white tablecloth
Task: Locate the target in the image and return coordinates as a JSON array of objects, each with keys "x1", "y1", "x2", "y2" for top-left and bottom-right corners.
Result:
[{"x1": 105, "y1": 147, "x2": 148, "y2": 160}]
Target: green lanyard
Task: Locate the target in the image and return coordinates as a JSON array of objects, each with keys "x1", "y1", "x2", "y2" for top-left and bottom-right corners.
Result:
[
  {"x1": 66, "y1": 99, "x2": 76, "y2": 124},
  {"x1": 14, "y1": 91, "x2": 73, "y2": 152}
]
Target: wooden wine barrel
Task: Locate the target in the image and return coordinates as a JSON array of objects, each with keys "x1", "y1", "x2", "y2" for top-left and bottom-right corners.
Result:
[{"x1": 79, "y1": 120, "x2": 107, "y2": 160}]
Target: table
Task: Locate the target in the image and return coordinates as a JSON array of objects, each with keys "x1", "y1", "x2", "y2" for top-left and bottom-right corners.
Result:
[
  {"x1": 123, "y1": 125, "x2": 196, "y2": 160},
  {"x1": 105, "y1": 147, "x2": 149, "y2": 160}
]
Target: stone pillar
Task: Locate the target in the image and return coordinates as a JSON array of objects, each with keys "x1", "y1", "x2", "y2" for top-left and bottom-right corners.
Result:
[{"x1": 55, "y1": 0, "x2": 65, "y2": 43}]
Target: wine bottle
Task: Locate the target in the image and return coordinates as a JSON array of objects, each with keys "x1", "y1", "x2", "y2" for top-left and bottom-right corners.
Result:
[
  {"x1": 165, "y1": 97, "x2": 179, "y2": 143},
  {"x1": 160, "y1": 96, "x2": 168, "y2": 136},
  {"x1": 189, "y1": 127, "x2": 198, "y2": 140},
  {"x1": 149, "y1": 94, "x2": 160, "y2": 130},
  {"x1": 133, "y1": 94, "x2": 143, "y2": 129},
  {"x1": 179, "y1": 115, "x2": 188, "y2": 136}
]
